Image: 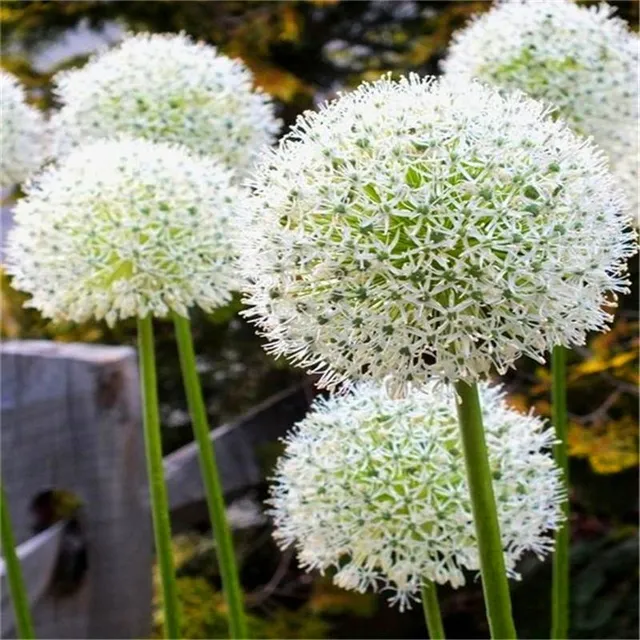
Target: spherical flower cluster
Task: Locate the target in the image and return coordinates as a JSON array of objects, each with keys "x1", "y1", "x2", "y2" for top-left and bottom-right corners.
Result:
[
  {"x1": 0, "y1": 71, "x2": 48, "y2": 188},
  {"x1": 242, "y1": 75, "x2": 637, "y2": 392},
  {"x1": 442, "y1": 0, "x2": 639, "y2": 218},
  {"x1": 269, "y1": 381, "x2": 564, "y2": 609},
  {"x1": 6, "y1": 137, "x2": 243, "y2": 325},
  {"x1": 50, "y1": 32, "x2": 281, "y2": 176}
]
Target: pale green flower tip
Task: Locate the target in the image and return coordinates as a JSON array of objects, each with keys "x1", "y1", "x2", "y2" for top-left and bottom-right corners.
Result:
[
  {"x1": 241, "y1": 74, "x2": 637, "y2": 392},
  {"x1": 442, "y1": 0, "x2": 639, "y2": 219},
  {"x1": 269, "y1": 381, "x2": 565, "y2": 610},
  {"x1": 6, "y1": 136, "x2": 245, "y2": 325},
  {"x1": 50, "y1": 31, "x2": 281, "y2": 177},
  {"x1": 1, "y1": 71, "x2": 48, "y2": 189}
]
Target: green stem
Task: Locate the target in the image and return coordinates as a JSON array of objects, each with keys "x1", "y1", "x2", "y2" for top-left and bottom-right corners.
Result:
[
  {"x1": 421, "y1": 581, "x2": 445, "y2": 639},
  {"x1": 137, "y1": 316, "x2": 181, "y2": 639},
  {"x1": 454, "y1": 381, "x2": 517, "y2": 640},
  {"x1": 173, "y1": 313, "x2": 248, "y2": 639},
  {"x1": 551, "y1": 345, "x2": 570, "y2": 640},
  {"x1": 1, "y1": 484, "x2": 35, "y2": 639}
]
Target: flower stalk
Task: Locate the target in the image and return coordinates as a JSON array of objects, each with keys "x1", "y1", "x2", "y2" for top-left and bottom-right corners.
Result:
[
  {"x1": 551, "y1": 345, "x2": 570, "y2": 639},
  {"x1": 173, "y1": 313, "x2": 248, "y2": 639},
  {"x1": 1, "y1": 484, "x2": 35, "y2": 639},
  {"x1": 421, "y1": 581, "x2": 445, "y2": 639},
  {"x1": 137, "y1": 316, "x2": 181, "y2": 639},
  {"x1": 454, "y1": 381, "x2": 517, "y2": 639}
]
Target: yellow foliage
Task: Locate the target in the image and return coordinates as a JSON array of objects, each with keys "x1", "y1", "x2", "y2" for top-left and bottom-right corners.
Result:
[
  {"x1": 248, "y1": 62, "x2": 312, "y2": 102},
  {"x1": 569, "y1": 417, "x2": 639, "y2": 475},
  {"x1": 505, "y1": 393, "x2": 529, "y2": 415},
  {"x1": 405, "y1": 35, "x2": 440, "y2": 66},
  {"x1": 509, "y1": 319, "x2": 638, "y2": 476},
  {"x1": 309, "y1": 587, "x2": 375, "y2": 618},
  {"x1": 359, "y1": 69, "x2": 390, "y2": 83},
  {"x1": 0, "y1": 7, "x2": 19, "y2": 22},
  {"x1": 1, "y1": 287, "x2": 21, "y2": 339},
  {"x1": 570, "y1": 350, "x2": 637, "y2": 380},
  {"x1": 280, "y1": 5, "x2": 302, "y2": 43},
  {"x1": 150, "y1": 535, "x2": 340, "y2": 639}
]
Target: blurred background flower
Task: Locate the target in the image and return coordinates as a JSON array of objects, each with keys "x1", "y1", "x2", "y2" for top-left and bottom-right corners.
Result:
[
  {"x1": 442, "y1": 0, "x2": 638, "y2": 222},
  {"x1": 50, "y1": 33, "x2": 281, "y2": 177},
  {"x1": 0, "y1": 70, "x2": 47, "y2": 188}
]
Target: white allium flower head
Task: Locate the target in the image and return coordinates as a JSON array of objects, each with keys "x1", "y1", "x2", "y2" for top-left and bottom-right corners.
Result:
[
  {"x1": 50, "y1": 32, "x2": 281, "y2": 177},
  {"x1": 6, "y1": 137, "x2": 243, "y2": 325},
  {"x1": 242, "y1": 74, "x2": 637, "y2": 392},
  {"x1": 269, "y1": 381, "x2": 564, "y2": 610},
  {"x1": 442, "y1": 0, "x2": 639, "y2": 219},
  {"x1": 1, "y1": 71, "x2": 48, "y2": 188}
]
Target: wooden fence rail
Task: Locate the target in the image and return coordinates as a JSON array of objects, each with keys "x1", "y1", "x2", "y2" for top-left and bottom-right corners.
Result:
[{"x1": 0, "y1": 340, "x2": 312, "y2": 639}]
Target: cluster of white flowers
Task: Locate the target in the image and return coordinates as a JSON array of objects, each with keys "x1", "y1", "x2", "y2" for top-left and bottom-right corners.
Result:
[
  {"x1": 269, "y1": 381, "x2": 564, "y2": 609},
  {"x1": 242, "y1": 75, "x2": 636, "y2": 392},
  {"x1": 442, "y1": 0, "x2": 639, "y2": 218},
  {"x1": 6, "y1": 137, "x2": 243, "y2": 325},
  {"x1": 50, "y1": 32, "x2": 281, "y2": 177},
  {"x1": 1, "y1": 71, "x2": 48, "y2": 189}
]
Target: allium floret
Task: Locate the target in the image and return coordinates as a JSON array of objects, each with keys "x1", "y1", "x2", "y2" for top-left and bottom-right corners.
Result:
[
  {"x1": 1, "y1": 71, "x2": 48, "y2": 188},
  {"x1": 6, "y1": 137, "x2": 242, "y2": 325},
  {"x1": 269, "y1": 382, "x2": 564, "y2": 610},
  {"x1": 242, "y1": 74, "x2": 637, "y2": 391},
  {"x1": 442, "y1": 0, "x2": 639, "y2": 217},
  {"x1": 50, "y1": 32, "x2": 281, "y2": 176}
]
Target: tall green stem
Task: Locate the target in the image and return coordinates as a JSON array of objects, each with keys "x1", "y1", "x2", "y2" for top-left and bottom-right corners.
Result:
[
  {"x1": 138, "y1": 316, "x2": 181, "y2": 639},
  {"x1": 551, "y1": 345, "x2": 569, "y2": 639},
  {"x1": 173, "y1": 313, "x2": 248, "y2": 639},
  {"x1": 421, "y1": 581, "x2": 445, "y2": 639},
  {"x1": 454, "y1": 381, "x2": 517, "y2": 640},
  {"x1": 1, "y1": 484, "x2": 35, "y2": 639}
]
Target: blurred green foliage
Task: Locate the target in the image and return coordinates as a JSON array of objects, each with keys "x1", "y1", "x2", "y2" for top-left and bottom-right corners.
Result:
[
  {"x1": 1, "y1": 1, "x2": 638, "y2": 638},
  {"x1": 151, "y1": 534, "x2": 377, "y2": 639},
  {"x1": 571, "y1": 532, "x2": 639, "y2": 639}
]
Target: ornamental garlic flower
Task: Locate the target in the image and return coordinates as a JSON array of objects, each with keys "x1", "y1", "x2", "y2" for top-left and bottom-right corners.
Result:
[
  {"x1": 269, "y1": 382, "x2": 564, "y2": 609},
  {"x1": 6, "y1": 137, "x2": 242, "y2": 325},
  {"x1": 442, "y1": 0, "x2": 639, "y2": 217},
  {"x1": 1, "y1": 71, "x2": 47, "y2": 188},
  {"x1": 50, "y1": 32, "x2": 280, "y2": 176},
  {"x1": 242, "y1": 75, "x2": 637, "y2": 392}
]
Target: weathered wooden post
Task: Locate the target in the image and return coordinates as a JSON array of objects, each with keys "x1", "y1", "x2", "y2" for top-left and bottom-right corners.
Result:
[{"x1": 1, "y1": 341, "x2": 152, "y2": 639}]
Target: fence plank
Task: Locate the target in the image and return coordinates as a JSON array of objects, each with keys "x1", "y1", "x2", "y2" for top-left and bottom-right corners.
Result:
[
  {"x1": 164, "y1": 382, "x2": 313, "y2": 514},
  {"x1": 0, "y1": 522, "x2": 65, "y2": 629},
  {"x1": 1, "y1": 340, "x2": 315, "y2": 638},
  {"x1": 1, "y1": 341, "x2": 151, "y2": 640}
]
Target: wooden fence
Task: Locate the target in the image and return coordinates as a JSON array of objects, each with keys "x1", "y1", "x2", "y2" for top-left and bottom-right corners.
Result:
[{"x1": 0, "y1": 340, "x2": 312, "y2": 639}]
